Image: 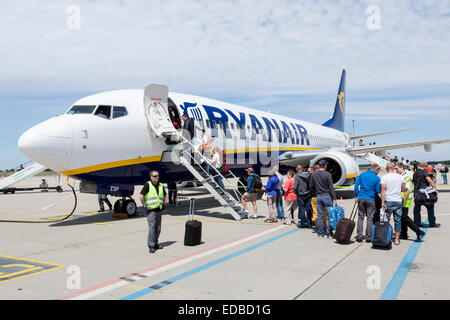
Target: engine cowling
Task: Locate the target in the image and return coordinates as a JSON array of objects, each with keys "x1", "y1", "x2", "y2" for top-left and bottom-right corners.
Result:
[{"x1": 310, "y1": 151, "x2": 359, "y2": 186}]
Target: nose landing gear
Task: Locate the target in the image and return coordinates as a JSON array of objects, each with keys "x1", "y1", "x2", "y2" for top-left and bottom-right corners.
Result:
[{"x1": 113, "y1": 197, "x2": 137, "y2": 217}]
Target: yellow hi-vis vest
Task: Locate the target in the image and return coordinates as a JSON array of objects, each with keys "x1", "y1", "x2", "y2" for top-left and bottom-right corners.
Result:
[
  {"x1": 401, "y1": 172, "x2": 414, "y2": 208},
  {"x1": 145, "y1": 182, "x2": 164, "y2": 210}
]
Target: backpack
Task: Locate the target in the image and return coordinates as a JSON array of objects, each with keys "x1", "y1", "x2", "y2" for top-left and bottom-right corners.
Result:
[{"x1": 253, "y1": 174, "x2": 262, "y2": 192}]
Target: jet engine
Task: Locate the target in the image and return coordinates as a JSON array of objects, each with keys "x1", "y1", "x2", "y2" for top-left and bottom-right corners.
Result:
[{"x1": 310, "y1": 151, "x2": 359, "y2": 186}]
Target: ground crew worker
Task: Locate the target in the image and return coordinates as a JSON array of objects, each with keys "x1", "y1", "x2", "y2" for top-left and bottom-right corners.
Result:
[
  {"x1": 98, "y1": 194, "x2": 112, "y2": 212},
  {"x1": 140, "y1": 170, "x2": 167, "y2": 253},
  {"x1": 40, "y1": 179, "x2": 49, "y2": 192},
  {"x1": 395, "y1": 163, "x2": 425, "y2": 242}
]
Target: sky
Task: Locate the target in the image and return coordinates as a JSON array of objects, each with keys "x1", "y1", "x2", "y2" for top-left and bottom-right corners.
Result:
[{"x1": 0, "y1": 0, "x2": 449, "y2": 170}]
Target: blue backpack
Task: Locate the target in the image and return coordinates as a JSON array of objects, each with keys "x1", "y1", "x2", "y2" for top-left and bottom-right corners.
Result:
[{"x1": 328, "y1": 205, "x2": 345, "y2": 230}]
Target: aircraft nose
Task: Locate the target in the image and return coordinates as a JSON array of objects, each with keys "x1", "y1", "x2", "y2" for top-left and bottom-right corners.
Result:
[{"x1": 18, "y1": 116, "x2": 73, "y2": 171}]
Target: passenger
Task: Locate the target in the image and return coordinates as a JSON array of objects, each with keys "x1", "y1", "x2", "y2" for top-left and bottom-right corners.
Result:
[
  {"x1": 358, "y1": 139, "x2": 365, "y2": 146},
  {"x1": 273, "y1": 166, "x2": 285, "y2": 220},
  {"x1": 395, "y1": 163, "x2": 426, "y2": 242},
  {"x1": 405, "y1": 159, "x2": 411, "y2": 171},
  {"x1": 381, "y1": 163, "x2": 406, "y2": 246},
  {"x1": 309, "y1": 165, "x2": 327, "y2": 232},
  {"x1": 283, "y1": 170, "x2": 298, "y2": 225},
  {"x1": 200, "y1": 129, "x2": 212, "y2": 157},
  {"x1": 413, "y1": 162, "x2": 439, "y2": 228},
  {"x1": 206, "y1": 147, "x2": 226, "y2": 195},
  {"x1": 309, "y1": 160, "x2": 337, "y2": 238},
  {"x1": 139, "y1": 170, "x2": 167, "y2": 254},
  {"x1": 440, "y1": 164, "x2": 448, "y2": 184},
  {"x1": 168, "y1": 181, "x2": 177, "y2": 205},
  {"x1": 353, "y1": 163, "x2": 381, "y2": 243},
  {"x1": 293, "y1": 164, "x2": 312, "y2": 228},
  {"x1": 237, "y1": 174, "x2": 248, "y2": 197},
  {"x1": 240, "y1": 167, "x2": 258, "y2": 219},
  {"x1": 39, "y1": 179, "x2": 49, "y2": 192},
  {"x1": 182, "y1": 114, "x2": 195, "y2": 163},
  {"x1": 98, "y1": 193, "x2": 112, "y2": 212},
  {"x1": 264, "y1": 170, "x2": 279, "y2": 223},
  {"x1": 392, "y1": 156, "x2": 399, "y2": 165},
  {"x1": 413, "y1": 160, "x2": 418, "y2": 172}
]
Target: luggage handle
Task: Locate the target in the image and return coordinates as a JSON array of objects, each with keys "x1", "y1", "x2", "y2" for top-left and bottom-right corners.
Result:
[
  {"x1": 349, "y1": 201, "x2": 358, "y2": 221},
  {"x1": 189, "y1": 198, "x2": 196, "y2": 221}
]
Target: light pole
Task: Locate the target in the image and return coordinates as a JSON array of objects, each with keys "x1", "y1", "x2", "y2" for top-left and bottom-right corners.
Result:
[{"x1": 352, "y1": 120, "x2": 355, "y2": 146}]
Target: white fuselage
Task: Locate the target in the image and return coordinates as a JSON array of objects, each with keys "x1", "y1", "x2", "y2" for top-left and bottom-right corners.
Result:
[{"x1": 18, "y1": 89, "x2": 349, "y2": 184}]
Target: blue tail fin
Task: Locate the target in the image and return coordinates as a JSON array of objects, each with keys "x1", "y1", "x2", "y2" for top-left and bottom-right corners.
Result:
[{"x1": 322, "y1": 69, "x2": 346, "y2": 132}]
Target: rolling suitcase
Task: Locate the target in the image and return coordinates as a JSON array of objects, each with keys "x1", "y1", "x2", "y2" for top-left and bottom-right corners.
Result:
[
  {"x1": 184, "y1": 198, "x2": 202, "y2": 246},
  {"x1": 334, "y1": 202, "x2": 357, "y2": 244},
  {"x1": 371, "y1": 209, "x2": 393, "y2": 249}
]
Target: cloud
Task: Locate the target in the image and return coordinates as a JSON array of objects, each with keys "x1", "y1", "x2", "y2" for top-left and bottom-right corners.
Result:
[{"x1": 0, "y1": 0, "x2": 449, "y2": 168}]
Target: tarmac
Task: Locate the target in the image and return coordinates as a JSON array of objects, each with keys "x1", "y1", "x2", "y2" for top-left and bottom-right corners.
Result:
[{"x1": 0, "y1": 174, "x2": 449, "y2": 300}]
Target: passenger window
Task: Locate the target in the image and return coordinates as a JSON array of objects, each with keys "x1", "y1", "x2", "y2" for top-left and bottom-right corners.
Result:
[
  {"x1": 95, "y1": 105, "x2": 111, "y2": 119},
  {"x1": 231, "y1": 123, "x2": 235, "y2": 130},
  {"x1": 112, "y1": 106, "x2": 128, "y2": 119},
  {"x1": 206, "y1": 121, "x2": 210, "y2": 128}
]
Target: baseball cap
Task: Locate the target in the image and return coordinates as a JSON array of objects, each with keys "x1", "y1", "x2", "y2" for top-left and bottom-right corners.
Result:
[{"x1": 318, "y1": 159, "x2": 328, "y2": 166}]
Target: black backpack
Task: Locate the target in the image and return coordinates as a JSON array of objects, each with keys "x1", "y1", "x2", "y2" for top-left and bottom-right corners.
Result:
[{"x1": 253, "y1": 174, "x2": 262, "y2": 192}]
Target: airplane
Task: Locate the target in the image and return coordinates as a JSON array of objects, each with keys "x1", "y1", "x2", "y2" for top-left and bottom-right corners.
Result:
[{"x1": 17, "y1": 69, "x2": 450, "y2": 218}]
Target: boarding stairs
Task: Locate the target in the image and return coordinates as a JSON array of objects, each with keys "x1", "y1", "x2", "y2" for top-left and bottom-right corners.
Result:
[
  {"x1": 0, "y1": 161, "x2": 48, "y2": 191},
  {"x1": 359, "y1": 152, "x2": 390, "y2": 169},
  {"x1": 144, "y1": 84, "x2": 248, "y2": 221}
]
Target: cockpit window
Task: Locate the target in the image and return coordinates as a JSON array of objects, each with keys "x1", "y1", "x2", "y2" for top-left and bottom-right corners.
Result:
[
  {"x1": 67, "y1": 105, "x2": 96, "y2": 114},
  {"x1": 94, "y1": 105, "x2": 111, "y2": 119},
  {"x1": 112, "y1": 106, "x2": 128, "y2": 119}
]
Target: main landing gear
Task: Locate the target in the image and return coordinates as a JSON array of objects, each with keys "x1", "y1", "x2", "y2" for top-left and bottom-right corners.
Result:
[{"x1": 113, "y1": 197, "x2": 137, "y2": 217}]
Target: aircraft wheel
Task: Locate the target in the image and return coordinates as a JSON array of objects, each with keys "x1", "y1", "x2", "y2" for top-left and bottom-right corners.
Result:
[
  {"x1": 123, "y1": 199, "x2": 137, "y2": 217},
  {"x1": 56, "y1": 186, "x2": 63, "y2": 193},
  {"x1": 114, "y1": 199, "x2": 124, "y2": 213}
]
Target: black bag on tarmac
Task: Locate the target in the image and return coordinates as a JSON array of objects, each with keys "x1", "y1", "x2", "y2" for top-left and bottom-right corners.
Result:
[
  {"x1": 371, "y1": 209, "x2": 393, "y2": 249},
  {"x1": 184, "y1": 198, "x2": 202, "y2": 246}
]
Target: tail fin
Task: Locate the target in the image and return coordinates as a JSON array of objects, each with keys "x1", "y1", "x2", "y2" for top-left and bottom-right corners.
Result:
[{"x1": 322, "y1": 69, "x2": 346, "y2": 132}]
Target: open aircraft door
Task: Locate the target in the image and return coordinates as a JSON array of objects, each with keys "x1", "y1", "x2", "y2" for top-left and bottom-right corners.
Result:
[{"x1": 144, "y1": 84, "x2": 178, "y2": 138}]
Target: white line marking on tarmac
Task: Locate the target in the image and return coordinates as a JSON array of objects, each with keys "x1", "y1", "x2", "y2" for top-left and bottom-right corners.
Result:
[{"x1": 58, "y1": 224, "x2": 287, "y2": 300}]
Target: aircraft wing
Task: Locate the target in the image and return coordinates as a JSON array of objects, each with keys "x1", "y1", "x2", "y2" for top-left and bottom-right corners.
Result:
[{"x1": 347, "y1": 138, "x2": 450, "y2": 155}]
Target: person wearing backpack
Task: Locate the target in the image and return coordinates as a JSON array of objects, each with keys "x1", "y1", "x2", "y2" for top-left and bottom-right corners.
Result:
[
  {"x1": 353, "y1": 163, "x2": 381, "y2": 243},
  {"x1": 294, "y1": 164, "x2": 312, "y2": 228},
  {"x1": 240, "y1": 167, "x2": 259, "y2": 219}
]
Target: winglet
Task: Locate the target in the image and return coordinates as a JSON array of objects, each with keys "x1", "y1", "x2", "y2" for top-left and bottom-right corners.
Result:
[{"x1": 322, "y1": 69, "x2": 346, "y2": 132}]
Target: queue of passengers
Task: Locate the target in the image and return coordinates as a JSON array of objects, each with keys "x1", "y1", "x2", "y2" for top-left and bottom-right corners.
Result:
[{"x1": 240, "y1": 160, "x2": 440, "y2": 244}]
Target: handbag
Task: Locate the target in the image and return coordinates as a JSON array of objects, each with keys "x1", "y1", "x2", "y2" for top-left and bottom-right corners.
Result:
[{"x1": 261, "y1": 191, "x2": 268, "y2": 201}]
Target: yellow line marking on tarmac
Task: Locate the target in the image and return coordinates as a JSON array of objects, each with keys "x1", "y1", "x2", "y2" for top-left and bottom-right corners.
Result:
[{"x1": 0, "y1": 255, "x2": 66, "y2": 284}]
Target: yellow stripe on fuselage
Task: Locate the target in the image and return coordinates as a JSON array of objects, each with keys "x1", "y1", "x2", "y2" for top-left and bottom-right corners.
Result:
[
  {"x1": 60, "y1": 155, "x2": 162, "y2": 176},
  {"x1": 59, "y1": 147, "x2": 323, "y2": 176}
]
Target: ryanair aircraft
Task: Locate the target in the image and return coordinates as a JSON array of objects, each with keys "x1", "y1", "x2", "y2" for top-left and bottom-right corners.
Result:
[{"x1": 17, "y1": 70, "x2": 450, "y2": 216}]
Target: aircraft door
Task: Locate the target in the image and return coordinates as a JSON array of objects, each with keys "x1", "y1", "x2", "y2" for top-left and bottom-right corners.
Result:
[{"x1": 144, "y1": 84, "x2": 178, "y2": 138}]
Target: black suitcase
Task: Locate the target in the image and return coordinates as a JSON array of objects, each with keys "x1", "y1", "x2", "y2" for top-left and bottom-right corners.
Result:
[
  {"x1": 184, "y1": 199, "x2": 202, "y2": 246},
  {"x1": 334, "y1": 202, "x2": 357, "y2": 243},
  {"x1": 371, "y1": 209, "x2": 393, "y2": 249}
]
